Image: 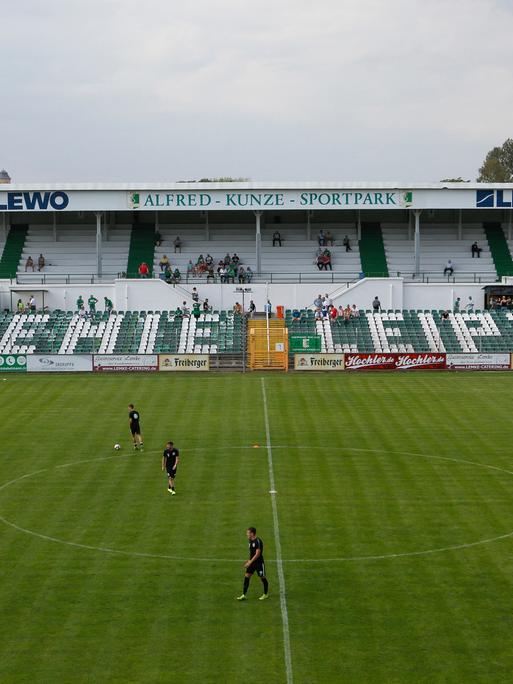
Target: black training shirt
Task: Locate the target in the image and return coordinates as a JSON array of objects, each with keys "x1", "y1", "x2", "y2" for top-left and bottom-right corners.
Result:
[
  {"x1": 163, "y1": 448, "x2": 179, "y2": 469},
  {"x1": 248, "y1": 537, "x2": 264, "y2": 563}
]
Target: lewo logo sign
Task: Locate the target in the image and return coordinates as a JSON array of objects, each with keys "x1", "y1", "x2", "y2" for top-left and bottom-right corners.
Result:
[
  {"x1": 0, "y1": 191, "x2": 69, "y2": 211},
  {"x1": 476, "y1": 190, "x2": 513, "y2": 208}
]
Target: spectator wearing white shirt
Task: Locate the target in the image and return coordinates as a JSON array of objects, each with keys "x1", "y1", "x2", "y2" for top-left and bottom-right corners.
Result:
[{"x1": 443, "y1": 260, "x2": 454, "y2": 276}]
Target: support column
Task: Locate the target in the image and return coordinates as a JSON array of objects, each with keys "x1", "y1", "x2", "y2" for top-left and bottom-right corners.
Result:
[
  {"x1": 414, "y1": 209, "x2": 422, "y2": 277},
  {"x1": 95, "y1": 212, "x2": 102, "y2": 278},
  {"x1": 204, "y1": 211, "x2": 209, "y2": 240},
  {"x1": 255, "y1": 211, "x2": 262, "y2": 275},
  {"x1": 357, "y1": 210, "x2": 361, "y2": 241},
  {"x1": 457, "y1": 209, "x2": 462, "y2": 240}
]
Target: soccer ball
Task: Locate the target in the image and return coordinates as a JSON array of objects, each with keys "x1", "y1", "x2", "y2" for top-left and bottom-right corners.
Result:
[{"x1": 114, "y1": 443, "x2": 121, "y2": 450}]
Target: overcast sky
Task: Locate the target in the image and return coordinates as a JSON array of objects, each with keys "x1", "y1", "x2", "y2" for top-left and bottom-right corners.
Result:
[{"x1": 1, "y1": 0, "x2": 512, "y2": 183}]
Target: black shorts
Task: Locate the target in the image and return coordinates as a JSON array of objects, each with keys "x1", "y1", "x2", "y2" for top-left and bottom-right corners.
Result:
[
  {"x1": 166, "y1": 468, "x2": 177, "y2": 479},
  {"x1": 130, "y1": 425, "x2": 141, "y2": 435},
  {"x1": 247, "y1": 562, "x2": 266, "y2": 577}
]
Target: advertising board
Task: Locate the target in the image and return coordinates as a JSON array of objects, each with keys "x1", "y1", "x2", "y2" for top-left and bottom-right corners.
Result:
[
  {"x1": 0, "y1": 354, "x2": 27, "y2": 372},
  {"x1": 93, "y1": 355, "x2": 158, "y2": 372},
  {"x1": 158, "y1": 355, "x2": 210, "y2": 371},
  {"x1": 294, "y1": 354, "x2": 344, "y2": 370},
  {"x1": 27, "y1": 355, "x2": 93, "y2": 372},
  {"x1": 345, "y1": 353, "x2": 446, "y2": 370},
  {"x1": 447, "y1": 353, "x2": 510, "y2": 370}
]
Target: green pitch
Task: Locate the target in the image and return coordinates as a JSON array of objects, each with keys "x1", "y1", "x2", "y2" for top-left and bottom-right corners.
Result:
[{"x1": 2, "y1": 372, "x2": 513, "y2": 683}]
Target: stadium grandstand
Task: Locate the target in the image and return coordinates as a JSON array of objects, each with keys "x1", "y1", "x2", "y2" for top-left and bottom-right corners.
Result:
[{"x1": 1, "y1": 180, "x2": 513, "y2": 363}]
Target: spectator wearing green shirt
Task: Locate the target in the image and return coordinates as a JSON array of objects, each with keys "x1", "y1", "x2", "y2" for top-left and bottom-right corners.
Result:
[
  {"x1": 104, "y1": 297, "x2": 113, "y2": 314},
  {"x1": 453, "y1": 297, "x2": 461, "y2": 313},
  {"x1": 227, "y1": 264, "x2": 237, "y2": 283},
  {"x1": 88, "y1": 295, "x2": 98, "y2": 312},
  {"x1": 77, "y1": 295, "x2": 84, "y2": 311},
  {"x1": 192, "y1": 302, "x2": 201, "y2": 320}
]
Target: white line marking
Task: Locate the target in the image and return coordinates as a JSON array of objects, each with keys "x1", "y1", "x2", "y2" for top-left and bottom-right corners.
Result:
[{"x1": 261, "y1": 378, "x2": 293, "y2": 684}]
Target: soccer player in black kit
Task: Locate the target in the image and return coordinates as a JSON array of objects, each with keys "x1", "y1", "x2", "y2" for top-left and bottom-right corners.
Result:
[
  {"x1": 161, "y1": 441, "x2": 180, "y2": 495},
  {"x1": 237, "y1": 527, "x2": 269, "y2": 601},
  {"x1": 128, "y1": 404, "x2": 143, "y2": 450}
]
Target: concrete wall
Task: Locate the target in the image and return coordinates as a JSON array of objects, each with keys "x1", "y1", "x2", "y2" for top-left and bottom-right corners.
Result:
[{"x1": 0, "y1": 276, "x2": 489, "y2": 313}]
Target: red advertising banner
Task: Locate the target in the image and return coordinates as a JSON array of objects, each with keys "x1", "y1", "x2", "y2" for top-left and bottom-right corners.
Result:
[{"x1": 345, "y1": 353, "x2": 446, "y2": 371}]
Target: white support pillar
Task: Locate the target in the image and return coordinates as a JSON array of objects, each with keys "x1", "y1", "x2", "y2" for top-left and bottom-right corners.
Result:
[
  {"x1": 95, "y1": 212, "x2": 102, "y2": 277},
  {"x1": 255, "y1": 211, "x2": 262, "y2": 274},
  {"x1": 414, "y1": 209, "x2": 422, "y2": 277},
  {"x1": 357, "y1": 210, "x2": 361, "y2": 241},
  {"x1": 457, "y1": 209, "x2": 462, "y2": 240},
  {"x1": 53, "y1": 212, "x2": 57, "y2": 242},
  {"x1": 204, "y1": 211, "x2": 210, "y2": 240}
]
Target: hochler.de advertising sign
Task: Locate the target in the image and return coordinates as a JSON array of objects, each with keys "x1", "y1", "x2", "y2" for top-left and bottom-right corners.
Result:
[
  {"x1": 447, "y1": 353, "x2": 510, "y2": 370},
  {"x1": 93, "y1": 355, "x2": 158, "y2": 372},
  {"x1": 27, "y1": 355, "x2": 92, "y2": 372},
  {"x1": 345, "y1": 353, "x2": 447, "y2": 370},
  {"x1": 294, "y1": 354, "x2": 345, "y2": 370},
  {"x1": 0, "y1": 354, "x2": 27, "y2": 372},
  {"x1": 159, "y1": 354, "x2": 210, "y2": 371}
]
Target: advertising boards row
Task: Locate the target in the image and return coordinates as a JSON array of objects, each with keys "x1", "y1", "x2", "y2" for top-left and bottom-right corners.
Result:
[
  {"x1": 0, "y1": 352, "x2": 512, "y2": 373},
  {"x1": 294, "y1": 353, "x2": 512, "y2": 371}
]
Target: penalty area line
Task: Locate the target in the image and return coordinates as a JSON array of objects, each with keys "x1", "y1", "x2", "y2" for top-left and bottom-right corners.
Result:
[{"x1": 261, "y1": 377, "x2": 293, "y2": 684}]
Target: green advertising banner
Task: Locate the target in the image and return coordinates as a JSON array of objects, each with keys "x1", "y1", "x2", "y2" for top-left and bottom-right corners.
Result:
[
  {"x1": 289, "y1": 335, "x2": 322, "y2": 353},
  {"x1": 0, "y1": 354, "x2": 27, "y2": 372}
]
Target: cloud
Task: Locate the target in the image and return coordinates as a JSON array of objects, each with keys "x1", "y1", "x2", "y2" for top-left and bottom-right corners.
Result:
[{"x1": 1, "y1": 0, "x2": 512, "y2": 181}]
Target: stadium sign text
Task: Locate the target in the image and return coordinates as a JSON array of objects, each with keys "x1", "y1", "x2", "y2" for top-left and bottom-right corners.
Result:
[
  {"x1": 476, "y1": 189, "x2": 513, "y2": 208},
  {"x1": 0, "y1": 191, "x2": 69, "y2": 211},
  {"x1": 129, "y1": 190, "x2": 413, "y2": 211}
]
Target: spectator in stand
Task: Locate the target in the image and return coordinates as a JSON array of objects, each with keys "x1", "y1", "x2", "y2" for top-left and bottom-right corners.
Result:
[
  {"x1": 372, "y1": 296, "x2": 381, "y2": 313},
  {"x1": 77, "y1": 295, "x2": 84, "y2": 311},
  {"x1": 219, "y1": 265, "x2": 227, "y2": 283},
  {"x1": 471, "y1": 241, "x2": 482, "y2": 258},
  {"x1": 343, "y1": 235, "x2": 352, "y2": 252},
  {"x1": 28, "y1": 295, "x2": 36, "y2": 312},
  {"x1": 196, "y1": 255, "x2": 205, "y2": 273},
  {"x1": 227, "y1": 263, "x2": 237, "y2": 283},
  {"x1": 453, "y1": 297, "x2": 461, "y2": 313},
  {"x1": 37, "y1": 254, "x2": 45, "y2": 271},
  {"x1": 329, "y1": 305, "x2": 338, "y2": 321},
  {"x1": 248, "y1": 300, "x2": 256, "y2": 317},
  {"x1": 192, "y1": 287, "x2": 199, "y2": 303},
  {"x1": 104, "y1": 297, "x2": 113, "y2": 314},
  {"x1": 318, "y1": 230, "x2": 327, "y2": 246},
  {"x1": 265, "y1": 300, "x2": 272, "y2": 316},
  {"x1": 172, "y1": 268, "x2": 181, "y2": 283},
  {"x1": 292, "y1": 308, "x2": 301, "y2": 321},
  {"x1": 203, "y1": 299, "x2": 211, "y2": 313},
  {"x1": 323, "y1": 249, "x2": 333, "y2": 271},
  {"x1": 443, "y1": 259, "x2": 454, "y2": 276},
  {"x1": 25, "y1": 256, "x2": 35, "y2": 272},
  {"x1": 187, "y1": 260, "x2": 195, "y2": 278},
  {"x1": 314, "y1": 307, "x2": 323, "y2": 320},
  {"x1": 441, "y1": 310, "x2": 450, "y2": 322},
  {"x1": 338, "y1": 305, "x2": 344, "y2": 318},
  {"x1": 245, "y1": 266, "x2": 253, "y2": 283},
  {"x1": 88, "y1": 294, "x2": 98, "y2": 312},
  {"x1": 192, "y1": 301, "x2": 201, "y2": 320},
  {"x1": 174, "y1": 236, "x2": 182, "y2": 253},
  {"x1": 182, "y1": 301, "x2": 190, "y2": 316},
  {"x1": 206, "y1": 265, "x2": 215, "y2": 283},
  {"x1": 326, "y1": 230, "x2": 334, "y2": 246},
  {"x1": 273, "y1": 230, "x2": 282, "y2": 246},
  {"x1": 238, "y1": 266, "x2": 246, "y2": 283},
  {"x1": 154, "y1": 230, "x2": 162, "y2": 247},
  {"x1": 16, "y1": 298, "x2": 24, "y2": 313},
  {"x1": 205, "y1": 254, "x2": 213, "y2": 266},
  {"x1": 466, "y1": 296, "x2": 474, "y2": 312},
  {"x1": 232, "y1": 253, "x2": 240, "y2": 265},
  {"x1": 159, "y1": 255, "x2": 170, "y2": 271},
  {"x1": 344, "y1": 305, "x2": 352, "y2": 324},
  {"x1": 233, "y1": 302, "x2": 243, "y2": 315},
  {"x1": 314, "y1": 294, "x2": 323, "y2": 308},
  {"x1": 224, "y1": 253, "x2": 231, "y2": 265},
  {"x1": 138, "y1": 262, "x2": 149, "y2": 278},
  {"x1": 323, "y1": 293, "x2": 333, "y2": 308},
  {"x1": 174, "y1": 306, "x2": 183, "y2": 318}
]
